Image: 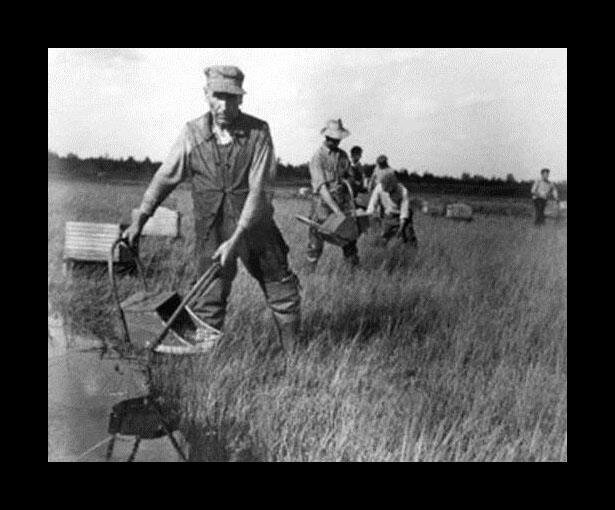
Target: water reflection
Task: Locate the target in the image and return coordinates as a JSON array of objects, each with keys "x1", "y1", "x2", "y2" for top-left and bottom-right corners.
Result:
[{"x1": 48, "y1": 322, "x2": 184, "y2": 462}]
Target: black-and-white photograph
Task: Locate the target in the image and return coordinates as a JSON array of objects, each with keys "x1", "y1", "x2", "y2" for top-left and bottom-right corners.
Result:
[{"x1": 48, "y1": 48, "x2": 567, "y2": 462}]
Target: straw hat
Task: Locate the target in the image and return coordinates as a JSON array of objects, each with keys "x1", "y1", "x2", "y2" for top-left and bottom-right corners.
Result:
[{"x1": 321, "y1": 119, "x2": 350, "y2": 139}]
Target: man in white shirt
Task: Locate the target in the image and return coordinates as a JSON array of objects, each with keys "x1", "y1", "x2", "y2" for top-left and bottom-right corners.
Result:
[
  {"x1": 531, "y1": 168, "x2": 559, "y2": 225},
  {"x1": 366, "y1": 171, "x2": 418, "y2": 247}
]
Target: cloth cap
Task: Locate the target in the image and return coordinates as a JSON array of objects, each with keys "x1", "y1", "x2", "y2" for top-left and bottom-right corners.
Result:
[
  {"x1": 204, "y1": 65, "x2": 246, "y2": 95},
  {"x1": 321, "y1": 119, "x2": 350, "y2": 139}
]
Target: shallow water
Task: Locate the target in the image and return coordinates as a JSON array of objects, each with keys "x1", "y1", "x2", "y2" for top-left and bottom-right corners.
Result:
[{"x1": 48, "y1": 314, "x2": 185, "y2": 462}]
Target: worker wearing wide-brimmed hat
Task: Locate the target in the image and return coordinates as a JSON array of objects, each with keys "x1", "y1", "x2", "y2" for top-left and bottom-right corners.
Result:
[
  {"x1": 123, "y1": 65, "x2": 301, "y2": 355},
  {"x1": 306, "y1": 119, "x2": 362, "y2": 271}
]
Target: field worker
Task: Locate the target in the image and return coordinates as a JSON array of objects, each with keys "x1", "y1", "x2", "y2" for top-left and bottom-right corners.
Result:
[
  {"x1": 123, "y1": 65, "x2": 301, "y2": 355},
  {"x1": 349, "y1": 145, "x2": 368, "y2": 195},
  {"x1": 367, "y1": 155, "x2": 393, "y2": 193},
  {"x1": 366, "y1": 171, "x2": 418, "y2": 248},
  {"x1": 531, "y1": 168, "x2": 559, "y2": 225},
  {"x1": 306, "y1": 119, "x2": 360, "y2": 271}
]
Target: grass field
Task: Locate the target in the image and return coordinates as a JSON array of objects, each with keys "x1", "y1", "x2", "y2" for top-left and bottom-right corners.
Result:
[{"x1": 48, "y1": 178, "x2": 567, "y2": 461}]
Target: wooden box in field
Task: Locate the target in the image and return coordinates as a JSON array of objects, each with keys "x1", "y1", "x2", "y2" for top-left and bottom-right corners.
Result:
[
  {"x1": 131, "y1": 206, "x2": 180, "y2": 238},
  {"x1": 118, "y1": 290, "x2": 197, "y2": 349},
  {"x1": 445, "y1": 203, "x2": 473, "y2": 221},
  {"x1": 421, "y1": 201, "x2": 446, "y2": 216},
  {"x1": 64, "y1": 222, "x2": 132, "y2": 264}
]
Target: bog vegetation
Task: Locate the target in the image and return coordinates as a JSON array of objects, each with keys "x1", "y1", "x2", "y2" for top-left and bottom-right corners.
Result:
[{"x1": 48, "y1": 178, "x2": 567, "y2": 461}]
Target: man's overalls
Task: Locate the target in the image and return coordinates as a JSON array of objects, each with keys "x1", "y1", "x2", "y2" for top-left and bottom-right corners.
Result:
[
  {"x1": 138, "y1": 112, "x2": 301, "y2": 349},
  {"x1": 188, "y1": 114, "x2": 300, "y2": 348}
]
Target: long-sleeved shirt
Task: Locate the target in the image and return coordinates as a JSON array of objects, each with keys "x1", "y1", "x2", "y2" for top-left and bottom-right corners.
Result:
[
  {"x1": 308, "y1": 144, "x2": 351, "y2": 194},
  {"x1": 138, "y1": 111, "x2": 276, "y2": 233},
  {"x1": 366, "y1": 182, "x2": 410, "y2": 220},
  {"x1": 531, "y1": 179, "x2": 558, "y2": 200},
  {"x1": 368, "y1": 166, "x2": 393, "y2": 192}
]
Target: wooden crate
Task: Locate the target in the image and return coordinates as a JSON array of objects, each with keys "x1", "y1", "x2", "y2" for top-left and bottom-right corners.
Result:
[
  {"x1": 421, "y1": 201, "x2": 446, "y2": 216},
  {"x1": 63, "y1": 222, "x2": 131, "y2": 265},
  {"x1": 445, "y1": 203, "x2": 473, "y2": 221},
  {"x1": 131, "y1": 206, "x2": 180, "y2": 238}
]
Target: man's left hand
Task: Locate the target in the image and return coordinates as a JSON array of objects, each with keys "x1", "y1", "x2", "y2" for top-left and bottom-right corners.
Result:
[{"x1": 212, "y1": 237, "x2": 239, "y2": 268}]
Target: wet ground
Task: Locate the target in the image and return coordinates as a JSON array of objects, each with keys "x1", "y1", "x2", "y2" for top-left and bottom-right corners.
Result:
[{"x1": 48, "y1": 312, "x2": 185, "y2": 462}]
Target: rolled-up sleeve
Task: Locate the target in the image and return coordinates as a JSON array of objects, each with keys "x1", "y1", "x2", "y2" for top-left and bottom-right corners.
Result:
[
  {"x1": 237, "y1": 124, "x2": 276, "y2": 230},
  {"x1": 139, "y1": 125, "x2": 192, "y2": 216},
  {"x1": 400, "y1": 186, "x2": 410, "y2": 220},
  {"x1": 309, "y1": 152, "x2": 326, "y2": 193},
  {"x1": 366, "y1": 184, "x2": 381, "y2": 215},
  {"x1": 531, "y1": 180, "x2": 539, "y2": 198}
]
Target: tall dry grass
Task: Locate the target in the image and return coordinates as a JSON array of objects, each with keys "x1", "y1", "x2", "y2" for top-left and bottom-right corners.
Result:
[{"x1": 48, "y1": 179, "x2": 567, "y2": 461}]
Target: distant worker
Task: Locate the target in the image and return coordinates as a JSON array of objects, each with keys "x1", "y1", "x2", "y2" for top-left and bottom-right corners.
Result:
[
  {"x1": 122, "y1": 65, "x2": 301, "y2": 354},
  {"x1": 531, "y1": 168, "x2": 559, "y2": 225},
  {"x1": 306, "y1": 119, "x2": 360, "y2": 271},
  {"x1": 366, "y1": 171, "x2": 418, "y2": 248},
  {"x1": 349, "y1": 145, "x2": 368, "y2": 194},
  {"x1": 368, "y1": 154, "x2": 394, "y2": 193}
]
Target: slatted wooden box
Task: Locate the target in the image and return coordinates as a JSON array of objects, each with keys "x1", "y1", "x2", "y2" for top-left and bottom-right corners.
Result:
[
  {"x1": 421, "y1": 201, "x2": 446, "y2": 216},
  {"x1": 445, "y1": 203, "x2": 473, "y2": 221},
  {"x1": 63, "y1": 222, "x2": 132, "y2": 269},
  {"x1": 131, "y1": 206, "x2": 181, "y2": 238}
]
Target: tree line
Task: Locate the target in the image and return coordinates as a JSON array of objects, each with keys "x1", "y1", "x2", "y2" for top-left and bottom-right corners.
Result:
[{"x1": 48, "y1": 151, "x2": 567, "y2": 200}]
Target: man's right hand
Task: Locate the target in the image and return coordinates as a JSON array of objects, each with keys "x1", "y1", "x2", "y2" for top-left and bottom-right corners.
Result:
[
  {"x1": 121, "y1": 221, "x2": 142, "y2": 249},
  {"x1": 122, "y1": 211, "x2": 149, "y2": 249}
]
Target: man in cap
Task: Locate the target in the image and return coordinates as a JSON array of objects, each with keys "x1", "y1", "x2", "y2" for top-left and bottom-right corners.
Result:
[
  {"x1": 531, "y1": 168, "x2": 559, "y2": 225},
  {"x1": 366, "y1": 171, "x2": 418, "y2": 248},
  {"x1": 306, "y1": 119, "x2": 360, "y2": 271},
  {"x1": 123, "y1": 65, "x2": 301, "y2": 355}
]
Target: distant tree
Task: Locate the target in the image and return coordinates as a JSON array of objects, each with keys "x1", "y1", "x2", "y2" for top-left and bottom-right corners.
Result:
[
  {"x1": 461, "y1": 172, "x2": 471, "y2": 181},
  {"x1": 506, "y1": 173, "x2": 516, "y2": 183}
]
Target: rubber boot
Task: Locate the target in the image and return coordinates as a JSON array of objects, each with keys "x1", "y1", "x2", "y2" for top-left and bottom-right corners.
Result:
[{"x1": 262, "y1": 272, "x2": 302, "y2": 356}]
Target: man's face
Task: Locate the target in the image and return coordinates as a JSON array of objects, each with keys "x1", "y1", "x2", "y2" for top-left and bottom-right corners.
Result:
[
  {"x1": 324, "y1": 136, "x2": 341, "y2": 151},
  {"x1": 206, "y1": 89, "x2": 242, "y2": 126},
  {"x1": 541, "y1": 171, "x2": 550, "y2": 181},
  {"x1": 350, "y1": 151, "x2": 362, "y2": 164}
]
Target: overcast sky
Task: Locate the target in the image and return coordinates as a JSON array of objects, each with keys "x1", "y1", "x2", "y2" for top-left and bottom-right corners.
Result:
[{"x1": 48, "y1": 48, "x2": 567, "y2": 181}]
